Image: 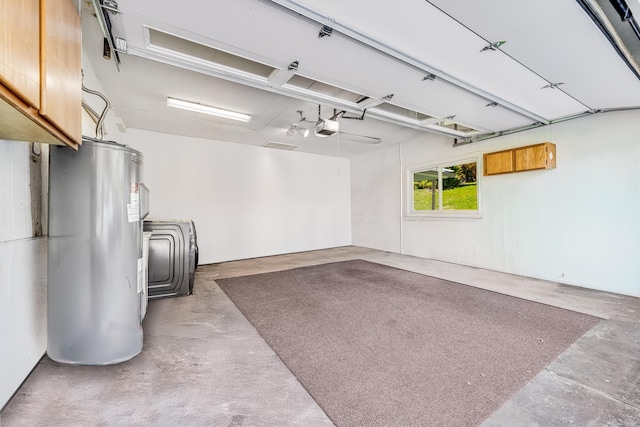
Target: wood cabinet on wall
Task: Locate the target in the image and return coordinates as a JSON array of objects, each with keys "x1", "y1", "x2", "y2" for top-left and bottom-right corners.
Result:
[
  {"x1": 0, "y1": 0, "x2": 81, "y2": 149},
  {"x1": 484, "y1": 142, "x2": 556, "y2": 176}
]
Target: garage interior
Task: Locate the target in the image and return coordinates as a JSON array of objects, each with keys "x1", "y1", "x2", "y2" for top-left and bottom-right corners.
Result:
[{"x1": 1, "y1": 0, "x2": 640, "y2": 425}]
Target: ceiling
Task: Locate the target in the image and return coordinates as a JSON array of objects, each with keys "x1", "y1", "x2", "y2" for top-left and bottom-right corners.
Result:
[{"x1": 82, "y1": 0, "x2": 640, "y2": 158}]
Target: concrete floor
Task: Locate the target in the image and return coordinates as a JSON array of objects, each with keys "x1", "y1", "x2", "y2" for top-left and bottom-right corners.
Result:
[{"x1": 1, "y1": 246, "x2": 639, "y2": 426}]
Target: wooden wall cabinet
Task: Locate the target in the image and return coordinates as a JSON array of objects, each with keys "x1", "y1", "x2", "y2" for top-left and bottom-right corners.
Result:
[
  {"x1": 0, "y1": 0, "x2": 81, "y2": 149},
  {"x1": 483, "y1": 149, "x2": 515, "y2": 175},
  {"x1": 484, "y1": 142, "x2": 556, "y2": 176}
]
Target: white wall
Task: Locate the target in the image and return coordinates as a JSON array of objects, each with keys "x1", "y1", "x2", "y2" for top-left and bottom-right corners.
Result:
[
  {"x1": 351, "y1": 144, "x2": 402, "y2": 253},
  {"x1": 124, "y1": 129, "x2": 352, "y2": 264},
  {"x1": 352, "y1": 110, "x2": 640, "y2": 296},
  {"x1": 400, "y1": 134, "x2": 484, "y2": 267},
  {"x1": 0, "y1": 140, "x2": 48, "y2": 410}
]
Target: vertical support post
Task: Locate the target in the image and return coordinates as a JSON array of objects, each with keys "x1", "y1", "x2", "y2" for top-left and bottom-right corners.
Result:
[
  {"x1": 431, "y1": 180, "x2": 436, "y2": 210},
  {"x1": 438, "y1": 167, "x2": 444, "y2": 210}
]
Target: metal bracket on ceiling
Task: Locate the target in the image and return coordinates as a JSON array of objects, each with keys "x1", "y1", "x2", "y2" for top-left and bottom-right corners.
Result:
[
  {"x1": 382, "y1": 93, "x2": 394, "y2": 101},
  {"x1": 319, "y1": 25, "x2": 333, "y2": 38},
  {"x1": 452, "y1": 137, "x2": 473, "y2": 147},
  {"x1": 335, "y1": 109, "x2": 367, "y2": 120},
  {"x1": 90, "y1": 0, "x2": 122, "y2": 71},
  {"x1": 288, "y1": 60, "x2": 299, "y2": 71},
  {"x1": 422, "y1": 73, "x2": 437, "y2": 81},
  {"x1": 481, "y1": 40, "x2": 507, "y2": 52},
  {"x1": 541, "y1": 82, "x2": 565, "y2": 89}
]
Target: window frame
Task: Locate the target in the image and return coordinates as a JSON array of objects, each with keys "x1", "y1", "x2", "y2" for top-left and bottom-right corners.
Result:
[{"x1": 405, "y1": 153, "x2": 482, "y2": 219}]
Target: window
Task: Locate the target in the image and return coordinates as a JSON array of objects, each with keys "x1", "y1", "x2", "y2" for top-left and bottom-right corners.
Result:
[{"x1": 407, "y1": 156, "x2": 480, "y2": 218}]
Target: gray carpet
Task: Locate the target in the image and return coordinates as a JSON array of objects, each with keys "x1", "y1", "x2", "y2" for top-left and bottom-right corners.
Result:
[{"x1": 217, "y1": 260, "x2": 600, "y2": 427}]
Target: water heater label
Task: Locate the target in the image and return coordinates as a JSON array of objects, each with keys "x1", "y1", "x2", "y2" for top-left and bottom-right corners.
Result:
[
  {"x1": 127, "y1": 203, "x2": 139, "y2": 222},
  {"x1": 127, "y1": 182, "x2": 140, "y2": 222},
  {"x1": 130, "y1": 183, "x2": 140, "y2": 219}
]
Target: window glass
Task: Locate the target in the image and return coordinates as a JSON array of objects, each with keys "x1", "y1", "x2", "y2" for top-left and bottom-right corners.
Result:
[{"x1": 410, "y1": 160, "x2": 478, "y2": 216}]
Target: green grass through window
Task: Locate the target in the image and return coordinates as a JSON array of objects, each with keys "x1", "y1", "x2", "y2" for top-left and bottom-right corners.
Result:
[{"x1": 414, "y1": 183, "x2": 478, "y2": 211}]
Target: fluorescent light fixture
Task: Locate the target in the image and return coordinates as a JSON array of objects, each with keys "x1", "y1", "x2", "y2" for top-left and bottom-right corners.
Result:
[{"x1": 166, "y1": 98, "x2": 251, "y2": 122}]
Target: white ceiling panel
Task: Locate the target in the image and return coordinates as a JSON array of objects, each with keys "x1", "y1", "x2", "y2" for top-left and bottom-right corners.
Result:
[
  {"x1": 114, "y1": 0, "x2": 547, "y2": 130},
  {"x1": 394, "y1": 77, "x2": 535, "y2": 132},
  {"x1": 270, "y1": 0, "x2": 591, "y2": 118},
  {"x1": 428, "y1": 0, "x2": 640, "y2": 110},
  {"x1": 82, "y1": 0, "x2": 640, "y2": 157},
  {"x1": 84, "y1": 13, "x2": 424, "y2": 155}
]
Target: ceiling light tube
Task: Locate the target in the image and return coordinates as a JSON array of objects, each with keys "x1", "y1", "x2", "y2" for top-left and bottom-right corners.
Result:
[{"x1": 166, "y1": 98, "x2": 251, "y2": 122}]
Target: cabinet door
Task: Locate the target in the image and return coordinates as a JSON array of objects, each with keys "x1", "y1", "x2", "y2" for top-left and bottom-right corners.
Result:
[
  {"x1": 0, "y1": 0, "x2": 40, "y2": 109},
  {"x1": 484, "y1": 150, "x2": 514, "y2": 175},
  {"x1": 514, "y1": 143, "x2": 554, "y2": 171},
  {"x1": 40, "y1": 0, "x2": 81, "y2": 145}
]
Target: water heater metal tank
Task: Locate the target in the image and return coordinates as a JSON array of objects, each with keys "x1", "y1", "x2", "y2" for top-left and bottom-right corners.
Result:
[{"x1": 48, "y1": 138, "x2": 148, "y2": 365}]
